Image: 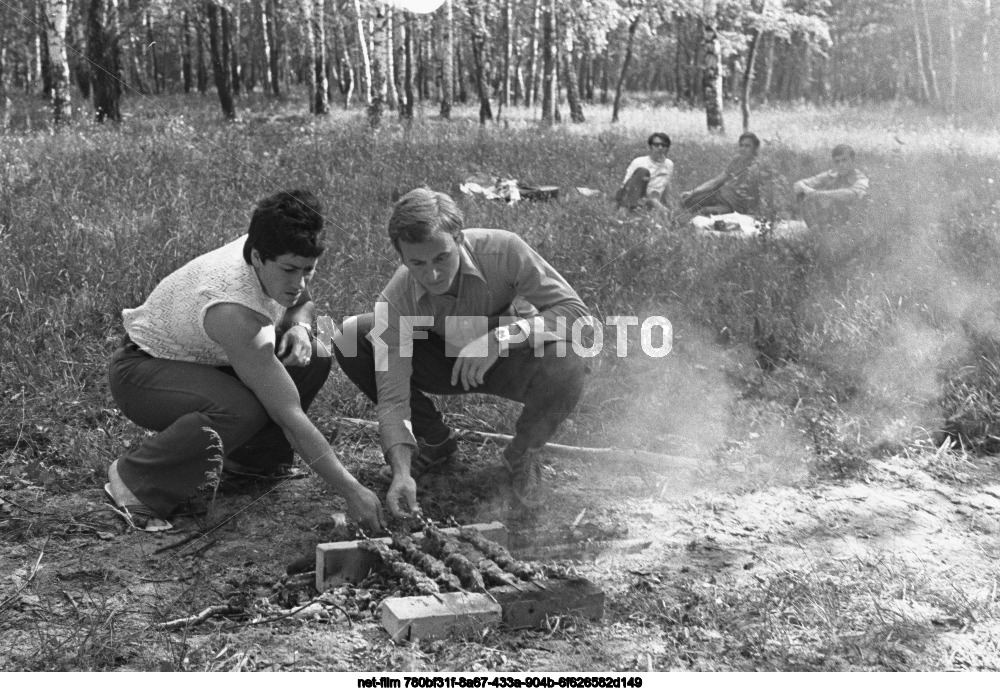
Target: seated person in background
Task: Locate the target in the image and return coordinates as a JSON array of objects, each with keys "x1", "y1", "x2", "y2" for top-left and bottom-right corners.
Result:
[
  {"x1": 105, "y1": 190, "x2": 385, "y2": 533},
  {"x1": 615, "y1": 132, "x2": 674, "y2": 211},
  {"x1": 334, "y1": 188, "x2": 590, "y2": 514},
  {"x1": 679, "y1": 132, "x2": 786, "y2": 221},
  {"x1": 793, "y1": 144, "x2": 869, "y2": 230}
]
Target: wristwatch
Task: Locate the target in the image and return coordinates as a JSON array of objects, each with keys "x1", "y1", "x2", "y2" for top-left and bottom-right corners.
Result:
[
  {"x1": 493, "y1": 326, "x2": 511, "y2": 345},
  {"x1": 294, "y1": 321, "x2": 314, "y2": 335}
]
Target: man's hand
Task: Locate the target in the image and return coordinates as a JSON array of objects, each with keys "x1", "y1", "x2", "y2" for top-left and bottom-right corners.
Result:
[
  {"x1": 386, "y1": 473, "x2": 420, "y2": 519},
  {"x1": 450, "y1": 332, "x2": 501, "y2": 391},
  {"x1": 276, "y1": 324, "x2": 312, "y2": 367},
  {"x1": 341, "y1": 483, "x2": 387, "y2": 534}
]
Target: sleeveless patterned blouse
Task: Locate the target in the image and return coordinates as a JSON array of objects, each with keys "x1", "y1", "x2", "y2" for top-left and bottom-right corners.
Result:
[{"x1": 123, "y1": 235, "x2": 286, "y2": 365}]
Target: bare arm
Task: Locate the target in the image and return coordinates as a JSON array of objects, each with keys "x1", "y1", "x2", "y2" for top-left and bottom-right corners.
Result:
[
  {"x1": 204, "y1": 303, "x2": 385, "y2": 532},
  {"x1": 682, "y1": 171, "x2": 728, "y2": 198},
  {"x1": 275, "y1": 289, "x2": 316, "y2": 366}
]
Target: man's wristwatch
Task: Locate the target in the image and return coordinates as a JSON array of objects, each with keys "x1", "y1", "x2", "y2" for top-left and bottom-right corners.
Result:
[
  {"x1": 293, "y1": 321, "x2": 313, "y2": 335},
  {"x1": 493, "y1": 319, "x2": 529, "y2": 347}
]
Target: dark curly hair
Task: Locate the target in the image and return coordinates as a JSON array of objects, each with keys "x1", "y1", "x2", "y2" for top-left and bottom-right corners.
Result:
[{"x1": 243, "y1": 190, "x2": 325, "y2": 264}]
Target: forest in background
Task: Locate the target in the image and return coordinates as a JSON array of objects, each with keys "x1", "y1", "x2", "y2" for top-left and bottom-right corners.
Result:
[{"x1": 0, "y1": 0, "x2": 997, "y2": 131}]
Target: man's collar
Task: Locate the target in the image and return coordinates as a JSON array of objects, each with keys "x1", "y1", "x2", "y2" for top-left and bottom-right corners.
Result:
[{"x1": 411, "y1": 237, "x2": 485, "y2": 302}]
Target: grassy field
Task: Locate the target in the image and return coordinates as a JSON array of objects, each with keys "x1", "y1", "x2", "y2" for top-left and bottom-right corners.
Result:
[{"x1": 1, "y1": 90, "x2": 999, "y2": 670}]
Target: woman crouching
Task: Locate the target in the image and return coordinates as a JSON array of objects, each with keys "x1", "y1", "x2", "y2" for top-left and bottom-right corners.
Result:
[{"x1": 105, "y1": 190, "x2": 385, "y2": 533}]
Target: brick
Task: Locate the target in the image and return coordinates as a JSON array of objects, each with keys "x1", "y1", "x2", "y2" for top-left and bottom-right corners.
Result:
[
  {"x1": 491, "y1": 578, "x2": 605, "y2": 629},
  {"x1": 381, "y1": 592, "x2": 502, "y2": 642},
  {"x1": 315, "y1": 521, "x2": 509, "y2": 590}
]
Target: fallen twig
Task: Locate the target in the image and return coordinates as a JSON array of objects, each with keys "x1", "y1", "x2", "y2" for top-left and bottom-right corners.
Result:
[
  {"x1": 219, "y1": 599, "x2": 350, "y2": 631},
  {"x1": 153, "y1": 516, "x2": 235, "y2": 554},
  {"x1": 338, "y1": 418, "x2": 701, "y2": 470},
  {"x1": 0, "y1": 539, "x2": 49, "y2": 613},
  {"x1": 154, "y1": 604, "x2": 240, "y2": 631}
]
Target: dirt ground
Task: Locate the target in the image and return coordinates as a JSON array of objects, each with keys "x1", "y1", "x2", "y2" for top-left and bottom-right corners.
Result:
[{"x1": 2, "y1": 413, "x2": 999, "y2": 672}]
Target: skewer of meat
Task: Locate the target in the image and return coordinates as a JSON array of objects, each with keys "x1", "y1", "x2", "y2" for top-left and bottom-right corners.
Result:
[
  {"x1": 391, "y1": 534, "x2": 463, "y2": 592},
  {"x1": 421, "y1": 525, "x2": 486, "y2": 592},
  {"x1": 424, "y1": 525, "x2": 520, "y2": 588},
  {"x1": 359, "y1": 539, "x2": 440, "y2": 596},
  {"x1": 458, "y1": 526, "x2": 539, "y2": 581}
]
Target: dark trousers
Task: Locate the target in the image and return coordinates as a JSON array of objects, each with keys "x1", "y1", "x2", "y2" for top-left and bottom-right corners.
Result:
[
  {"x1": 681, "y1": 187, "x2": 739, "y2": 216},
  {"x1": 108, "y1": 336, "x2": 332, "y2": 517},
  {"x1": 615, "y1": 168, "x2": 669, "y2": 210},
  {"x1": 333, "y1": 313, "x2": 587, "y2": 458}
]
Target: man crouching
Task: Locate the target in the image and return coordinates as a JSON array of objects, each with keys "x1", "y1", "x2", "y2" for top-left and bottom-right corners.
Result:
[{"x1": 334, "y1": 188, "x2": 591, "y2": 516}]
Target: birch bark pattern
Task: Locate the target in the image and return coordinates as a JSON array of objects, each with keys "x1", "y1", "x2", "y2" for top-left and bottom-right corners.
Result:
[
  {"x1": 206, "y1": 1, "x2": 236, "y2": 119},
  {"x1": 702, "y1": 0, "x2": 724, "y2": 132},
  {"x1": 440, "y1": 0, "x2": 453, "y2": 117},
  {"x1": 610, "y1": 15, "x2": 639, "y2": 124},
  {"x1": 354, "y1": 0, "x2": 372, "y2": 105},
  {"x1": 313, "y1": 0, "x2": 328, "y2": 114},
  {"x1": 332, "y1": 0, "x2": 353, "y2": 106},
  {"x1": 44, "y1": 0, "x2": 71, "y2": 123},
  {"x1": 467, "y1": 0, "x2": 493, "y2": 124},
  {"x1": 367, "y1": 6, "x2": 387, "y2": 128},
  {"x1": 540, "y1": 0, "x2": 555, "y2": 124},
  {"x1": 562, "y1": 26, "x2": 584, "y2": 123}
]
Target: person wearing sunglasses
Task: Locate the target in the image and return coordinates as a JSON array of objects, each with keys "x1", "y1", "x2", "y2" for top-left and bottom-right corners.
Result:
[{"x1": 615, "y1": 133, "x2": 675, "y2": 211}]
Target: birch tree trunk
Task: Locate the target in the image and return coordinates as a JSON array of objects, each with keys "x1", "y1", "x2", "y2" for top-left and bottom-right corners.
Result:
[
  {"x1": 740, "y1": 27, "x2": 761, "y2": 132},
  {"x1": 919, "y1": 0, "x2": 940, "y2": 103},
  {"x1": 761, "y1": 33, "x2": 775, "y2": 103},
  {"x1": 540, "y1": 0, "x2": 555, "y2": 124},
  {"x1": 314, "y1": 0, "x2": 328, "y2": 113},
  {"x1": 88, "y1": 0, "x2": 123, "y2": 122},
  {"x1": 301, "y1": 0, "x2": 317, "y2": 110},
  {"x1": 467, "y1": 0, "x2": 493, "y2": 124},
  {"x1": 367, "y1": 6, "x2": 387, "y2": 127},
  {"x1": 257, "y1": 0, "x2": 273, "y2": 91},
  {"x1": 196, "y1": 14, "x2": 209, "y2": 93},
  {"x1": 332, "y1": 0, "x2": 353, "y2": 106},
  {"x1": 146, "y1": 10, "x2": 162, "y2": 93},
  {"x1": 354, "y1": 0, "x2": 372, "y2": 105},
  {"x1": 909, "y1": 0, "x2": 931, "y2": 102},
  {"x1": 440, "y1": 0, "x2": 453, "y2": 117},
  {"x1": 207, "y1": 1, "x2": 236, "y2": 119},
  {"x1": 230, "y1": 5, "x2": 241, "y2": 96},
  {"x1": 702, "y1": 0, "x2": 724, "y2": 132},
  {"x1": 44, "y1": 0, "x2": 71, "y2": 123},
  {"x1": 611, "y1": 15, "x2": 639, "y2": 123},
  {"x1": 385, "y1": 9, "x2": 398, "y2": 110},
  {"x1": 401, "y1": 13, "x2": 414, "y2": 120},
  {"x1": 525, "y1": 0, "x2": 541, "y2": 108},
  {"x1": 502, "y1": 0, "x2": 512, "y2": 106},
  {"x1": 562, "y1": 25, "x2": 584, "y2": 122},
  {"x1": 267, "y1": 0, "x2": 282, "y2": 95},
  {"x1": 182, "y1": 10, "x2": 194, "y2": 92}
]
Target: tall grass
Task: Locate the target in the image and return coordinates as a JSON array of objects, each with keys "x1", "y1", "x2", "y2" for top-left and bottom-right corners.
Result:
[{"x1": 0, "y1": 91, "x2": 998, "y2": 495}]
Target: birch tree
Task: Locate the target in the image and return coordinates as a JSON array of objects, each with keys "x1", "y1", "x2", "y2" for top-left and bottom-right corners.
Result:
[
  {"x1": 44, "y1": 0, "x2": 71, "y2": 123},
  {"x1": 701, "y1": 0, "x2": 723, "y2": 132}
]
